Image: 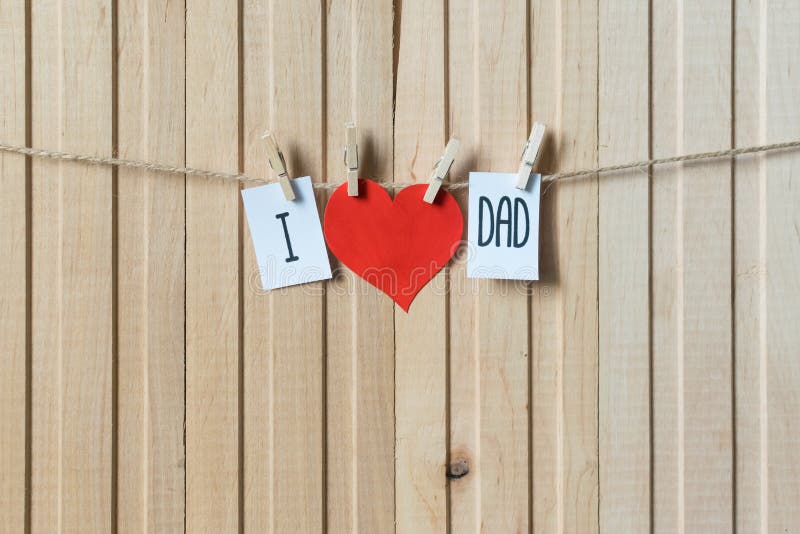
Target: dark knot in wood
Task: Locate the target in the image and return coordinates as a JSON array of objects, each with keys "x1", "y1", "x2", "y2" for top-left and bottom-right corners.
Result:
[{"x1": 446, "y1": 458, "x2": 470, "y2": 479}]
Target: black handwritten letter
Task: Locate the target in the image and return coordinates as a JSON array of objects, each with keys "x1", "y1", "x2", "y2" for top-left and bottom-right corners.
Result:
[
  {"x1": 513, "y1": 198, "x2": 530, "y2": 248},
  {"x1": 496, "y1": 196, "x2": 512, "y2": 247},
  {"x1": 276, "y1": 212, "x2": 300, "y2": 262},
  {"x1": 478, "y1": 196, "x2": 494, "y2": 247}
]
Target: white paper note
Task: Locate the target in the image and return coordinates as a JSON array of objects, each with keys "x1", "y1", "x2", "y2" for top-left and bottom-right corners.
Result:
[
  {"x1": 467, "y1": 172, "x2": 540, "y2": 280},
  {"x1": 241, "y1": 176, "x2": 332, "y2": 291}
]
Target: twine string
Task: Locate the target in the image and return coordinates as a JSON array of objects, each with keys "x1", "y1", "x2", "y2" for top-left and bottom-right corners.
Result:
[{"x1": 1, "y1": 139, "x2": 800, "y2": 190}]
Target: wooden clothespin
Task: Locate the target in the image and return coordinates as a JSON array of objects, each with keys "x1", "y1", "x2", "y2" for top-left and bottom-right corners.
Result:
[
  {"x1": 344, "y1": 122, "x2": 359, "y2": 196},
  {"x1": 262, "y1": 131, "x2": 295, "y2": 201},
  {"x1": 515, "y1": 122, "x2": 546, "y2": 190},
  {"x1": 423, "y1": 137, "x2": 460, "y2": 204}
]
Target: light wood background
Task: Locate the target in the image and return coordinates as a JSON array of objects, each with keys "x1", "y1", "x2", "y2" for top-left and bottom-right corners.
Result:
[{"x1": 1, "y1": 0, "x2": 799, "y2": 532}]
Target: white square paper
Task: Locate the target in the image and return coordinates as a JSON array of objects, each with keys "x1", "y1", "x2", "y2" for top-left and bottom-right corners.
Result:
[
  {"x1": 241, "y1": 176, "x2": 332, "y2": 290},
  {"x1": 467, "y1": 172, "x2": 540, "y2": 280}
]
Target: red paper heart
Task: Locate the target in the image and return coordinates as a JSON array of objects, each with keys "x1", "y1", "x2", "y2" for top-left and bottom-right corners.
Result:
[{"x1": 324, "y1": 179, "x2": 463, "y2": 311}]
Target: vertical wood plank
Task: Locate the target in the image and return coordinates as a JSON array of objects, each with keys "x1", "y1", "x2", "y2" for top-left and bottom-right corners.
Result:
[
  {"x1": 241, "y1": 0, "x2": 271, "y2": 531},
  {"x1": 529, "y1": 0, "x2": 562, "y2": 529},
  {"x1": 447, "y1": 1, "x2": 531, "y2": 531},
  {"x1": 324, "y1": 0, "x2": 395, "y2": 532},
  {"x1": 732, "y1": 0, "x2": 763, "y2": 530},
  {"x1": 394, "y1": 0, "x2": 448, "y2": 532},
  {"x1": 116, "y1": 0, "x2": 186, "y2": 531},
  {"x1": 653, "y1": 0, "x2": 734, "y2": 530},
  {"x1": 762, "y1": 3, "x2": 800, "y2": 526},
  {"x1": 681, "y1": 2, "x2": 734, "y2": 530},
  {"x1": 679, "y1": 3, "x2": 734, "y2": 527},
  {"x1": 553, "y1": 1, "x2": 599, "y2": 527},
  {"x1": 530, "y1": 0, "x2": 599, "y2": 531},
  {"x1": 762, "y1": 3, "x2": 800, "y2": 528},
  {"x1": 598, "y1": 0, "x2": 651, "y2": 531},
  {"x1": 185, "y1": 0, "x2": 240, "y2": 530},
  {"x1": 650, "y1": 0, "x2": 680, "y2": 530},
  {"x1": 734, "y1": 2, "x2": 800, "y2": 532},
  {"x1": 736, "y1": 1, "x2": 800, "y2": 531},
  {"x1": 446, "y1": 0, "x2": 480, "y2": 531},
  {"x1": 30, "y1": 0, "x2": 114, "y2": 531},
  {"x1": 0, "y1": 0, "x2": 27, "y2": 530},
  {"x1": 267, "y1": 1, "x2": 326, "y2": 532},
  {"x1": 475, "y1": 1, "x2": 531, "y2": 532}
]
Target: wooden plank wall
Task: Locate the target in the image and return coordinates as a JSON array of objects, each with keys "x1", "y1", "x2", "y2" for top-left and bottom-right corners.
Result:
[{"x1": 1, "y1": 0, "x2": 799, "y2": 532}]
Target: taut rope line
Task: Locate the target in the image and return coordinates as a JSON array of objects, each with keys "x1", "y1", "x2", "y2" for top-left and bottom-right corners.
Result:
[{"x1": 1, "y1": 139, "x2": 799, "y2": 190}]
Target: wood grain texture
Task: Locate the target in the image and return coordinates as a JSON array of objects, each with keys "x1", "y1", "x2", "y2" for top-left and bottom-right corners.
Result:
[
  {"x1": 267, "y1": 1, "x2": 326, "y2": 532},
  {"x1": 30, "y1": 0, "x2": 114, "y2": 531},
  {"x1": 529, "y1": 1, "x2": 562, "y2": 530},
  {"x1": 653, "y1": 0, "x2": 734, "y2": 531},
  {"x1": 678, "y1": 4, "x2": 734, "y2": 527},
  {"x1": 0, "y1": 0, "x2": 26, "y2": 530},
  {"x1": 116, "y1": 0, "x2": 186, "y2": 532},
  {"x1": 393, "y1": 1, "x2": 448, "y2": 532},
  {"x1": 241, "y1": 0, "x2": 271, "y2": 531},
  {"x1": 447, "y1": 2, "x2": 531, "y2": 531},
  {"x1": 733, "y1": 1, "x2": 763, "y2": 530},
  {"x1": 760, "y1": 2, "x2": 800, "y2": 532},
  {"x1": 598, "y1": 0, "x2": 651, "y2": 531},
  {"x1": 530, "y1": 0, "x2": 600, "y2": 532},
  {"x1": 735, "y1": 2, "x2": 800, "y2": 532},
  {"x1": 185, "y1": 0, "x2": 241, "y2": 531},
  {"x1": 650, "y1": 0, "x2": 681, "y2": 530},
  {"x1": 1, "y1": 0, "x2": 799, "y2": 531},
  {"x1": 475, "y1": 1, "x2": 530, "y2": 532},
  {"x1": 446, "y1": 1, "x2": 480, "y2": 531},
  {"x1": 324, "y1": 1, "x2": 396, "y2": 532},
  {"x1": 693, "y1": 1, "x2": 733, "y2": 531},
  {"x1": 761, "y1": 4, "x2": 800, "y2": 526}
]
